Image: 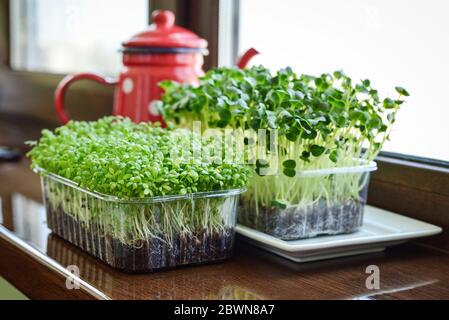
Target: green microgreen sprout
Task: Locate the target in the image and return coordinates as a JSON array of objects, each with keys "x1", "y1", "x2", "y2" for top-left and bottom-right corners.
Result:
[
  {"x1": 27, "y1": 116, "x2": 249, "y2": 245},
  {"x1": 159, "y1": 66, "x2": 408, "y2": 216}
]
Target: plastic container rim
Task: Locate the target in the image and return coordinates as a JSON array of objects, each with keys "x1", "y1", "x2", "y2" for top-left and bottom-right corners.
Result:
[
  {"x1": 254, "y1": 159, "x2": 377, "y2": 177},
  {"x1": 34, "y1": 167, "x2": 246, "y2": 204},
  {"x1": 294, "y1": 159, "x2": 377, "y2": 177}
]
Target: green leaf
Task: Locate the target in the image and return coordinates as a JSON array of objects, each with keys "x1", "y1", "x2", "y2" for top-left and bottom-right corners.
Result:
[
  {"x1": 219, "y1": 108, "x2": 232, "y2": 122},
  {"x1": 300, "y1": 151, "x2": 310, "y2": 162},
  {"x1": 283, "y1": 168, "x2": 296, "y2": 177},
  {"x1": 367, "y1": 117, "x2": 381, "y2": 129},
  {"x1": 383, "y1": 98, "x2": 396, "y2": 109},
  {"x1": 387, "y1": 113, "x2": 396, "y2": 122},
  {"x1": 216, "y1": 119, "x2": 228, "y2": 128},
  {"x1": 250, "y1": 118, "x2": 261, "y2": 130},
  {"x1": 328, "y1": 97, "x2": 346, "y2": 109},
  {"x1": 395, "y1": 86, "x2": 410, "y2": 97},
  {"x1": 333, "y1": 70, "x2": 344, "y2": 79},
  {"x1": 349, "y1": 110, "x2": 361, "y2": 121},
  {"x1": 301, "y1": 129, "x2": 317, "y2": 140},
  {"x1": 333, "y1": 115, "x2": 346, "y2": 127},
  {"x1": 271, "y1": 199, "x2": 289, "y2": 209},
  {"x1": 297, "y1": 118, "x2": 313, "y2": 133},
  {"x1": 329, "y1": 150, "x2": 339, "y2": 163},
  {"x1": 310, "y1": 145, "x2": 325, "y2": 157},
  {"x1": 285, "y1": 131, "x2": 298, "y2": 142},
  {"x1": 278, "y1": 109, "x2": 293, "y2": 120},
  {"x1": 355, "y1": 84, "x2": 368, "y2": 93},
  {"x1": 282, "y1": 159, "x2": 296, "y2": 169},
  {"x1": 266, "y1": 111, "x2": 277, "y2": 129}
]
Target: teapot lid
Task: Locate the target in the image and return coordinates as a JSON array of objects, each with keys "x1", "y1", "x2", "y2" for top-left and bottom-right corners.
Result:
[{"x1": 122, "y1": 10, "x2": 207, "y2": 50}]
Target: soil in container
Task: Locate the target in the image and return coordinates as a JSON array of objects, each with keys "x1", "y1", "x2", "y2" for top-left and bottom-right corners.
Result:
[
  {"x1": 238, "y1": 198, "x2": 365, "y2": 240},
  {"x1": 46, "y1": 205, "x2": 235, "y2": 273}
]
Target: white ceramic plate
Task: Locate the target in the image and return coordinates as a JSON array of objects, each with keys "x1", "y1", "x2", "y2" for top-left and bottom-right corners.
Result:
[{"x1": 236, "y1": 205, "x2": 442, "y2": 263}]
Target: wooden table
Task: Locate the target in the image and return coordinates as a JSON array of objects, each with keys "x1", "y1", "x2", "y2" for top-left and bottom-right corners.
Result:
[{"x1": 1, "y1": 159, "x2": 449, "y2": 300}]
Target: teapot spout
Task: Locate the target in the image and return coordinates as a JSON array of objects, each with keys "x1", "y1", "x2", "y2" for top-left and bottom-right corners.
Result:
[{"x1": 236, "y1": 48, "x2": 259, "y2": 69}]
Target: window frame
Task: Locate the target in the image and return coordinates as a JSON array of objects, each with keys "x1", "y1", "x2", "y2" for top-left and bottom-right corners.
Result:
[{"x1": 369, "y1": 153, "x2": 449, "y2": 250}]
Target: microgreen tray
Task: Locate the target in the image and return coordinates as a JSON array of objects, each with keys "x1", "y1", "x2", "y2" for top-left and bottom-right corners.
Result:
[
  {"x1": 37, "y1": 168, "x2": 245, "y2": 273},
  {"x1": 238, "y1": 161, "x2": 377, "y2": 240}
]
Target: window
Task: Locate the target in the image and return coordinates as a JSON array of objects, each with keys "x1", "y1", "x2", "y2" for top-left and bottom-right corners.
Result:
[
  {"x1": 237, "y1": 0, "x2": 449, "y2": 162},
  {"x1": 10, "y1": 0, "x2": 149, "y2": 76}
]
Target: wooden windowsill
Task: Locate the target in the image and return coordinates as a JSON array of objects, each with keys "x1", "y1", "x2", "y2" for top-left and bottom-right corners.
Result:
[{"x1": 1, "y1": 159, "x2": 449, "y2": 300}]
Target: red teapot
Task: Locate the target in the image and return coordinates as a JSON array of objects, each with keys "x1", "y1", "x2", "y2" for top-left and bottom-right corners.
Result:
[{"x1": 54, "y1": 10, "x2": 258, "y2": 124}]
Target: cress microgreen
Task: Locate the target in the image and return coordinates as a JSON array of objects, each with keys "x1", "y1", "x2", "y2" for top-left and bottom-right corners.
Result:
[
  {"x1": 27, "y1": 116, "x2": 249, "y2": 198},
  {"x1": 27, "y1": 116, "x2": 249, "y2": 245}
]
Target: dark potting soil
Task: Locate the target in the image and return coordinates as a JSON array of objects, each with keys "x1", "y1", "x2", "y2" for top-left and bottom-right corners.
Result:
[
  {"x1": 45, "y1": 203, "x2": 235, "y2": 273},
  {"x1": 238, "y1": 198, "x2": 365, "y2": 240}
]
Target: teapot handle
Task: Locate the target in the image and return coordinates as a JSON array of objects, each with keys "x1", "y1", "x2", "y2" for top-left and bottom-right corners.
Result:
[
  {"x1": 236, "y1": 48, "x2": 260, "y2": 69},
  {"x1": 54, "y1": 73, "x2": 118, "y2": 124}
]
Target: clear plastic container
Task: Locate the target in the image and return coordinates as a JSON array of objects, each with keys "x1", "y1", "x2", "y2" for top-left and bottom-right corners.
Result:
[
  {"x1": 238, "y1": 161, "x2": 377, "y2": 240},
  {"x1": 37, "y1": 169, "x2": 245, "y2": 273}
]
